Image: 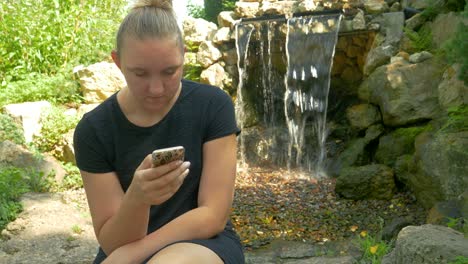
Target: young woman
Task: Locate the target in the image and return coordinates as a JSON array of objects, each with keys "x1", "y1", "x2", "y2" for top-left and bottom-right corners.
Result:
[{"x1": 73, "y1": 0, "x2": 244, "y2": 263}]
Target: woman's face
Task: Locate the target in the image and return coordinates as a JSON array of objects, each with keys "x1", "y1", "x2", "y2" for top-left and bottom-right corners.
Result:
[{"x1": 113, "y1": 36, "x2": 184, "y2": 112}]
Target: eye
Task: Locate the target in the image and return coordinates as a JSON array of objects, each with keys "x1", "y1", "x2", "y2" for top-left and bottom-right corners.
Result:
[
  {"x1": 134, "y1": 71, "x2": 147, "y2": 77},
  {"x1": 163, "y1": 67, "x2": 179, "y2": 76}
]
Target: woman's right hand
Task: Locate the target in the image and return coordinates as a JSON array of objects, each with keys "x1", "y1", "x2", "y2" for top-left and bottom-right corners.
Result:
[{"x1": 128, "y1": 155, "x2": 190, "y2": 206}]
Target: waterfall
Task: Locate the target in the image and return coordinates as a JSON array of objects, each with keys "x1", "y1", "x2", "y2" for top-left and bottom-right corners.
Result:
[{"x1": 235, "y1": 12, "x2": 342, "y2": 177}]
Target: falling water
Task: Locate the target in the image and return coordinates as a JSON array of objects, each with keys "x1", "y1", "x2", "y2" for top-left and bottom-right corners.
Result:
[
  {"x1": 235, "y1": 23, "x2": 255, "y2": 169},
  {"x1": 235, "y1": 12, "x2": 342, "y2": 177}
]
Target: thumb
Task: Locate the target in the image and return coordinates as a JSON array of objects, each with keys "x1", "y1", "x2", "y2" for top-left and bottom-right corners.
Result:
[{"x1": 137, "y1": 154, "x2": 153, "y2": 170}]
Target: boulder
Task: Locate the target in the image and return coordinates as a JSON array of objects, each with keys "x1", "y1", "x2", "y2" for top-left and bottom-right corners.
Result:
[
  {"x1": 375, "y1": 126, "x2": 428, "y2": 166},
  {"x1": 431, "y1": 12, "x2": 468, "y2": 49},
  {"x1": 196, "y1": 41, "x2": 223, "y2": 68},
  {"x1": 359, "y1": 59, "x2": 443, "y2": 127},
  {"x1": 0, "y1": 140, "x2": 66, "y2": 183},
  {"x1": 382, "y1": 225, "x2": 468, "y2": 264},
  {"x1": 410, "y1": 131, "x2": 468, "y2": 208},
  {"x1": 336, "y1": 164, "x2": 395, "y2": 200},
  {"x1": 182, "y1": 17, "x2": 217, "y2": 45},
  {"x1": 346, "y1": 103, "x2": 381, "y2": 130},
  {"x1": 2, "y1": 101, "x2": 52, "y2": 143},
  {"x1": 438, "y1": 64, "x2": 468, "y2": 110},
  {"x1": 73, "y1": 62, "x2": 125, "y2": 104},
  {"x1": 363, "y1": 12, "x2": 405, "y2": 75}
]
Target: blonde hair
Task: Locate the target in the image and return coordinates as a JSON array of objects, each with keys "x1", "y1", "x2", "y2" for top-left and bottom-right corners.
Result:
[{"x1": 116, "y1": 0, "x2": 183, "y2": 56}]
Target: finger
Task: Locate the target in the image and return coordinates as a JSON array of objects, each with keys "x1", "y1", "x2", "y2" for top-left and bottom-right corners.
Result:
[
  {"x1": 148, "y1": 160, "x2": 189, "y2": 181},
  {"x1": 136, "y1": 154, "x2": 154, "y2": 171},
  {"x1": 145, "y1": 166, "x2": 190, "y2": 193}
]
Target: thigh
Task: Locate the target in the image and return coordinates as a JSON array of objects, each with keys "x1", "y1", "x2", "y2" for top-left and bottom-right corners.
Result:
[{"x1": 146, "y1": 242, "x2": 224, "y2": 264}]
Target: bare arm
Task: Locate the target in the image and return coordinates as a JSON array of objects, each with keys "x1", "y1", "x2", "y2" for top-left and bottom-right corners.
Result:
[
  {"x1": 81, "y1": 156, "x2": 188, "y2": 255},
  {"x1": 106, "y1": 134, "x2": 238, "y2": 263}
]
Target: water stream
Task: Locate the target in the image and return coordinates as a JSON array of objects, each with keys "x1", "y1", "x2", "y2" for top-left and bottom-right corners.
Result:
[{"x1": 235, "y1": 12, "x2": 342, "y2": 177}]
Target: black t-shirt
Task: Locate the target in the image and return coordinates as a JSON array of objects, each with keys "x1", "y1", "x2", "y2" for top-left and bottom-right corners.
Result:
[{"x1": 73, "y1": 79, "x2": 240, "y2": 233}]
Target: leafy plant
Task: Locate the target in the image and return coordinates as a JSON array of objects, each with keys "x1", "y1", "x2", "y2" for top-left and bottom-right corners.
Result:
[
  {"x1": 0, "y1": 71, "x2": 83, "y2": 108},
  {"x1": 32, "y1": 106, "x2": 79, "y2": 159},
  {"x1": 187, "y1": 0, "x2": 207, "y2": 19},
  {"x1": 26, "y1": 169, "x2": 55, "y2": 193},
  {"x1": 71, "y1": 224, "x2": 83, "y2": 235},
  {"x1": 438, "y1": 105, "x2": 468, "y2": 134},
  {"x1": 446, "y1": 217, "x2": 468, "y2": 237},
  {"x1": 0, "y1": 167, "x2": 30, "y2": 230},
  {"x1": 355, "y1": 231, "x2": 392, "y2": 264},
  {"x1": 59, "y1": 163, "x2": 83, "y2": 191},
  {"x1": 443, "y1": 1, "x2": 468, "y2": 85},
  {"x1": 404, "y1": 25, "x2": 433, "y2": 52},
  {"x1": 0, "y1": 113, "x2": 25, "y2": 145},
  {"x1": 448, "y1": 256, "x2": 468, "y2": 264},
  {"x1": 0, "y1": 0, "x2": 126, "y2": 85},
  {"x1": 184, "y1": 63, "x2": 204, "y2": 82}
]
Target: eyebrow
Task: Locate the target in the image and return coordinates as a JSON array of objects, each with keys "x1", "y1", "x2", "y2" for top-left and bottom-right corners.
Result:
[{"x1": 127, "y1": 64, "x2": 182, "y2": 72}]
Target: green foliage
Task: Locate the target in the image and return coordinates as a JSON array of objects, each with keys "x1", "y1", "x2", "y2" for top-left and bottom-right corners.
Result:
[
  {"x1": 59, "y1": 163, "x2": 83, "y2": 190},
  {"x1": 199, "y1": 0, "x2": 236, "y2": 23},
  {"x1": 187, "y1": 0, "x2": 207, "y2": 19},
  {"x1": 0, "y1": 71, "x2": 83, "y2": 108},
  {"x1": 446, "y1": 217, "x2": 468, "y2": 237},
  {"x1": 0, "y1": 113, "x2": 25, "y2": 145},
  {"x1": 449, "y1": 256, "x2": 468, "y2": 264},
  {"x1": 355, "y1": 232, "x2": 392, "y2": 264},
  {"x1": 404, "y1": 25, "x2": 433, "y2": 52},
  {"x1": 393, "y1": 124, "x2": 432, "y2": 139},
  {"x1": 438, "y1": 105, "x2": 468, "y2": 133},
  {"x1": 443, "y1": 2, "x2": 468, "y2": 85},
  {"x1": 0, "y1": 167, "x2": 30, "y2": 230},
  {"x1": 184, "y1": 64, "x2": 204, "y2": 82},
  {"x1": 222, "y1": 0, "x2": 237, "y2": 11},
  {"x1": 0, "y1": 0, "x2": 126, "y2": 85},
  {"x1": 32, "y1": 106, "x2": 79, "y2": 159}
]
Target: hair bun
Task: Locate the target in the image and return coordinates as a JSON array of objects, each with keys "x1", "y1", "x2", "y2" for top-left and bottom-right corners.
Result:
[{"x1": 132, "y1": 0, "x2": 173, "y2": 10}]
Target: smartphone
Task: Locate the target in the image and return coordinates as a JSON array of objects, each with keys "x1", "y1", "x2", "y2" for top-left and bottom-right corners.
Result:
[{"x1": 151, "y1": 146, "x2": 185, "y2": 167}]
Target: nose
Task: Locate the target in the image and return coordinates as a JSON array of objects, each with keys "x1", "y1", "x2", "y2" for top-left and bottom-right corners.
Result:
[{"x1": 149, "y1": 76, "x2": 164, "y2": 95}]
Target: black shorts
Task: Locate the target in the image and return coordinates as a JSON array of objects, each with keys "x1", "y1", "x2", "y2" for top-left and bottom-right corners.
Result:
[{"x1": 94, "y1": 229, "x2": 245, "y2": 264}]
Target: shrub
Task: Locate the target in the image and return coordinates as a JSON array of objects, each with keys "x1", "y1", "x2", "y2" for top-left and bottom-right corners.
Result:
[
  {"x1": 0, "y1": 113, "x2": 25, "y2": 145},
  {"x1": 0, "y1": 167, "x2": 30, "y2": 230},
  {"x1": 443, "y1": 2, "x2": 468, "y2": 85},
  {"x1": 0, "y1": 0, "x2": 126, "y2": 84},
  {"x1": 32, "y1": 106, "x2": 79, "y2": 159},
  {"x1": 0, "y1": 72, "x2": 83, "y2": 108}
]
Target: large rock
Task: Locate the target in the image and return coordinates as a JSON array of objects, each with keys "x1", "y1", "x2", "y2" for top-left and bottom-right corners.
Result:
[
  {"x1": 364, "y1": 12, "x2": 405, "y2": 75},
  {"x1": 410, "y1": 131, "x2": 468, "y2": 209},
  {"x1": 0, "y1": 140, "x2": 66, "y2": 183},
  {"x1": 196, "y1": 41, "x2": 222, "y2": 68},
  {"x1": 200, "y1": 63, "x2": 226, "y2": 88},
  {"x1": 182, "y1": 17, "x2": 217, "y2": 45},
  {"x1": 2, "y1": 101, "x2": 52, "y2": 143},
  {"x1": 431, "y1": 12, "x2": 468, "y2": 49},
  {"x1": 375, "y1": 126, "x2": 428, "y2": 167},
  {"x1": 329, "y1": 124, "x2": 385, "y2": 177},
  {"x1": 336, "y1": 164, "x2": 395, "y2": 200},
  {"x1": 73, "y1": 62, "x2": 126, "y2": 104},
  {"x1": 346, "y1": 103, "x2": 381, "y2": 130},
  {"x1": 382, "y1": 225, "x2": 468, "y2": 264},
  {"x1": 438, "y1": 64, "x2": 468, "y2": 110},
  {"x1": 235, "y1": 1, "x2": 260, "y2": 18},
  {"x1": 359, "y1": 59, "x2": 443, "y2": 127}
]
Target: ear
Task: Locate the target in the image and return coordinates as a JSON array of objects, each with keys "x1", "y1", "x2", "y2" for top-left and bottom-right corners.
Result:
[{"x1": 111, "y1": 50, "x2": 121, "y2": 69}]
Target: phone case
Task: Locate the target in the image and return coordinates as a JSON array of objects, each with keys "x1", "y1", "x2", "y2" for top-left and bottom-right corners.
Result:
[{"x1": 152, "y1": 146, "x2": 185, "y2": 167}]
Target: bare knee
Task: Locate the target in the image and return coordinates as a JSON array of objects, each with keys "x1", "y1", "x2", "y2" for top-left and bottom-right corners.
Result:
[{"x1": 147, "y1": 242, "x2": 223, "y2": 264}]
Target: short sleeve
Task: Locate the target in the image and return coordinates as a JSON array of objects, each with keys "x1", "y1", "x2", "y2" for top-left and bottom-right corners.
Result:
[
  {"x1": 203, "y1": 89, "x2": 241, "y2": 143},
  {"x1": 73, "y1": 116, "x2": 113, "y2": 173}
]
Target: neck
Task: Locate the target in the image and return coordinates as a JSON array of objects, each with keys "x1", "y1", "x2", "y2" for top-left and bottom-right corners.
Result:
[{"x1": 117, "y1": 82, "x2": 182, "y2": 127}]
